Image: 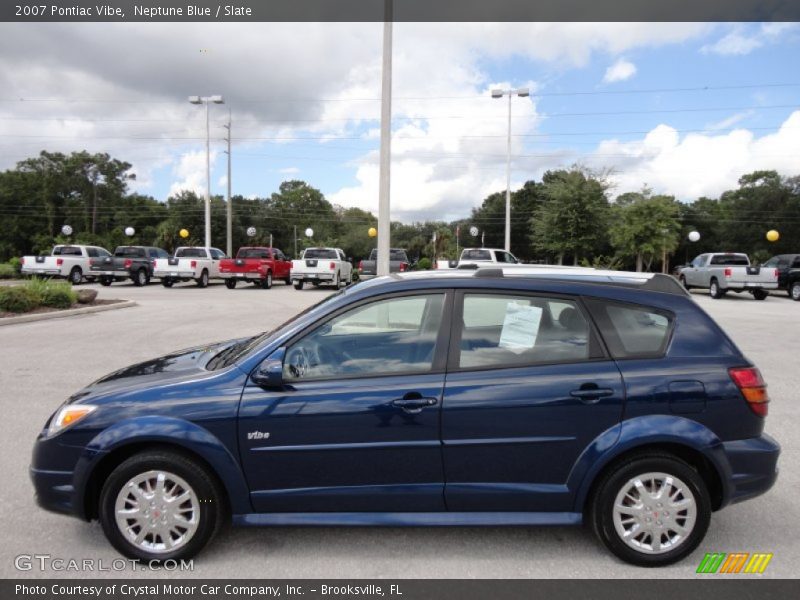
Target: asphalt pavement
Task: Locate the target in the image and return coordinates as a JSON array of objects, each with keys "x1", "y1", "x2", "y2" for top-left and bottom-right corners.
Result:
[{"x1": 0, "y1": 279, "x2": 796, "y2": 578}]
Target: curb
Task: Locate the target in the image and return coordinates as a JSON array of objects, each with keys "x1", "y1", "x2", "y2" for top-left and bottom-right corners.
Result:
[{"x1": 0, "y1": 300, "x2": 137, "y2": 327}]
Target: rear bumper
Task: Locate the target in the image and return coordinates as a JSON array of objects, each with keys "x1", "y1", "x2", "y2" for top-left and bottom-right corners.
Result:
[
  {"x1": 722, "y1": 433, "x2": 780, "y2": 506},
  {"x1": 724, "y1": 283, "x2": 779, "y2": 291},
  {"x1": 293, "y1": 273, "x2": 334, "y2": 282},
  {"x1": 90, "y1": 269, "x2": 129, "y2": 278},
  {"x1": 21, "y1": 267, "x2": 61, "y2": 277},
  {"x1": 154, "y1": 270, "x2": 196, "y2": 279},
  {"x1": 220, "y1": 272, "x2": 263, "y2": 280}
]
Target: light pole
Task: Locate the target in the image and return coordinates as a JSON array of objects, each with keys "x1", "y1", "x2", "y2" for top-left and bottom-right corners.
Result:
[
  {"x1": 188, "y1": 95, "x2": 224, "y2": 249},
  {"x1": 491, "y1": 87, "x2": 529, "y2": 252},
  {"x1": 223, "y1": 108, "x2": 232, "y2": 257},
  {"x1": 376, "y1": 0, "x2": 393, "y2": 277}
]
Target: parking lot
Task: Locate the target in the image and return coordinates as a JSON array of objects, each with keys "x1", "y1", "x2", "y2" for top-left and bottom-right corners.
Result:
[{"x1": 0, "y1": 280, "x2": 797, "y2": 578}]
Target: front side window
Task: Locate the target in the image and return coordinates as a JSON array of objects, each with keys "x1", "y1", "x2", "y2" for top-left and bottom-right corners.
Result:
[
  {"x1": 284, "y1": 294, "x2": 445, "y2": 380},
  {"x1": 457, "y1": 294, "x2": 591, "y2": 369},
  {"x1": 86, "y1": 247, "x2": 99, "y2": 258},
  {"x1": 690, "y1": 255, "x2": 706, "y2": 268}
]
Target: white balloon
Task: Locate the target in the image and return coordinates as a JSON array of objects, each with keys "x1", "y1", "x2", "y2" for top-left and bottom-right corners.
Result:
[
  {"x1": 61, "y1": 225, "x2": 73, "y2": 236},
  {"x1": 469, "y1": 226, "x2": 479, "y2": 237},
  {"x1": 124, "y1": 226, "x2": 135, "y2": 236},
  {"x1": 688, "y1": 231, "x2": 701, "y2": 242},
  {"x1": 246, "y1": 226, "x2": 257, "y2": 237},
  {"x1": 305, "y1": 228, "x2": 314, "y2": 237}
]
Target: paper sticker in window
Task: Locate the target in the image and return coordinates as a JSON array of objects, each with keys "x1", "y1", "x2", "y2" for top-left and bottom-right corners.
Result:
[{"x1": 498, "y1": 303, "x2": 543, "y2": 353}]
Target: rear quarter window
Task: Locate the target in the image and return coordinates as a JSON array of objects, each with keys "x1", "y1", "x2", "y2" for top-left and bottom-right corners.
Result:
[{"x1": 585, "y1": 299, "x2": 674, "y2": 359}]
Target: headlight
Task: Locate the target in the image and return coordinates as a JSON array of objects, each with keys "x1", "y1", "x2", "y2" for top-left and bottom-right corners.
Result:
[{"x1": 47, "y1": 404, "x2": 97, "y2": 437}]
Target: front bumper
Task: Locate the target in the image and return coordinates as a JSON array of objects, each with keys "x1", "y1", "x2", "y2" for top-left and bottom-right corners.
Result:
[
  {"x1": 30, "y1": 433, "x2": 87, "y2": 519},
  {"x1": 722, "y1": 433, "x2": 780, "y2": 506}
]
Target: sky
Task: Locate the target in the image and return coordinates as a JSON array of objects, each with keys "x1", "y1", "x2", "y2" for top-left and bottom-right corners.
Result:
[{"x1": 0, "y1": 22, "x2": 799, "y2": 223}]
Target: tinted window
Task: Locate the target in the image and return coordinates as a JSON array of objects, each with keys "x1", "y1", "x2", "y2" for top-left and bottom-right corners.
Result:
[
  {"x1": 53, "y1": 246, "x2": 82, "y2": 256},
  {"x1": 97, "y1": 248, "x2": 111, "y2": 258},
  {"x1": 210, "y1": 248, "x2": 226, "y2": 259},
  {"x1": 390, "y1": 249, "x2": 408, "y2": 262},
  {"x1": 586, "y1": 299, "x2": 673, "y2": 359},
  {"x1": 175, "y1": 248, "x2": 206, "y2": 258},
  {"x1": 114, "y1": 247, "x2": 146, "y2": 258},
  {"x1": 86, "y1": 247, "x2": 99, "y2": 258},
  {"x1": 238, "y1": 248, "x2": 271, "y2": 259},
  {"x1": 763, "y1": 257, "x2": 779, "y2": 268},
  {"x1": 494, "y1": 251, "x2": 517, "y2": 264},
  {"x1": 284, "y1": 294, "x2": 445, "y2": 380},
  {"x1": 709, "y1": 254, "x2": 749, "y2": 266},
  {"x1": 792, "y1": 257, "x2": 800, "y2": 268},
  {"x1": 462, "y1": 249, "x2": 492, "y2": 261},
  {"x1": 458, "y1": 294, "x2": 590, "y2": 369},
  {"x1": 304, "y1": 248, "x2": 337, "y2": 259}
]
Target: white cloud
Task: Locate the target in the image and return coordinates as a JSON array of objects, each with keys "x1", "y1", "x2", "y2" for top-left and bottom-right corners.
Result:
[
  {"x1": 278, "y1": 167, "x2": 300, "y2": 174},
  {"x1": 587, "y1": 111, "x2": 800, "y2": 201},
  {"x1": 169, "y1": 150, "x2": 217, "y2": 198},
  {"x1": 603, "y1": 58, "x2": 637, "y2": 83},
  {"x1": 701, "y1": 23, "x2": 799, "y2": 56},
  {"x1": 704, "y1": 110, "x2": 753, "y2": 131}
]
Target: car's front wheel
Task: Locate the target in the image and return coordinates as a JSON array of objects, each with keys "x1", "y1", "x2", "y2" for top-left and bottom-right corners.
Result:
[
  {"x1": 99, "y1": 450, "x2": 223, "y2": 562},
  {"x1": 590, "y1": 453, "x2": 711, "y2": 567},
  {"x1": 790, "y1": 282, "x2": 800, "y2": 302}
]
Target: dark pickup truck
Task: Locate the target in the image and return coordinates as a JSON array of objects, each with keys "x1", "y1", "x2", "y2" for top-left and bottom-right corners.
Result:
[
  {"x1": 763, "y1": 253, "x2": 800, "y2": 300},
  {"x1": 90, "y1": 246, "x2": 170, "y2": 286},
  {"x1": 358, "y1": 248, "x2": 410, "y2": 279}
]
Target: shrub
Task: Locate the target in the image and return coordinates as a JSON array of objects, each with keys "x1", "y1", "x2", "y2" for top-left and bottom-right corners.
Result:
[
  {"x1": 417, "y1": 257, "x2": 432, "y2": 270},
  {"x1": 24, "y1": 279, "x2": 77, "y2": 309},
  {"x1": 0, "y1": 286, "x2": 40, "y2": 313},
  {"x1": 0, "y1": 264, "x2": 16, "y2": 279},
  {"x1": 8, "y1": 257, "x2": 21, "y2": 273}
]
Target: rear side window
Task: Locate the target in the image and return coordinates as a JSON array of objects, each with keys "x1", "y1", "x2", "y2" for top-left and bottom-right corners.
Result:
[
  {"x1": 585, "y1": 299, "x2": 674, "y2": 359},
  {"x1": 457, "y1": 294, "x2": 593, "y2": 369}
]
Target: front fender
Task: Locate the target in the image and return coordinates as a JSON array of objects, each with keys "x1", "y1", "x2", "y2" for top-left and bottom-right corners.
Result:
[
  {"x1": 72, "y1": 416, "x2": 251, "y2": 517},
  {"x1": 570, "y1": 415, "x2": 732, "y2": 512}
]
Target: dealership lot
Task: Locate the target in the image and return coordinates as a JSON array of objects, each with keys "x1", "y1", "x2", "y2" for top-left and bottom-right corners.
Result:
[{"x1": 0, "y1": 281, "x2": 797, "y2": 578}]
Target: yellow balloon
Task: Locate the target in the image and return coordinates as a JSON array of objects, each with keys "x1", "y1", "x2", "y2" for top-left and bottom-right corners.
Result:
[
  {"x1": 368, "y1": 227, "x2": 377, "y2": 238},
  {"x1": 179, "y1": 228, "x2": 189, "y2": 239},
  {"x1": 766, "y1": 230, "x2": 779, "y2": 242}
]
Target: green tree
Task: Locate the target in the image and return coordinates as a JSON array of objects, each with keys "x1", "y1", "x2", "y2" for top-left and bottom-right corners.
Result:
[
  {"x1": 531, "y1": 169, "x2": 610, "y2": 265},
  {"x1": 609, "y1": 191, "x2": 681, "y2": 272}
]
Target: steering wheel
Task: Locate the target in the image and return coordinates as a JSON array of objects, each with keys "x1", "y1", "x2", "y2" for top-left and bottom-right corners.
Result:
[{"x1": 286, "y1": 346, "x2": 310, "y2": 379}]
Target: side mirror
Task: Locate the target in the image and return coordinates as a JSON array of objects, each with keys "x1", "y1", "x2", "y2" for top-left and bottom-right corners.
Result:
[{"x1": 251, "y1": 348, "x2": 285, "y2": 389}]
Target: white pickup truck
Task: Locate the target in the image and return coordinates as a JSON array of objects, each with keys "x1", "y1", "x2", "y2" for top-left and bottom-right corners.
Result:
[
  {"x1": 153, "y1": 246, "x2": 227, "y2": 288},
  {"x1": 437, "y1": 247, "x2": 526, "y2": 270},
  {"x1": 678, "y1": 252, "x2": 779, "y2": 300},
  {"x1": 291, "y1": 247, "x2": 353, "y2": 290},
  {"x1": 20, "y1": 244, "x2": 111, "y2": 284}
]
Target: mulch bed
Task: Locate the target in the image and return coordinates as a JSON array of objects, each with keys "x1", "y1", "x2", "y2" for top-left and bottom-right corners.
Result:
[{"x1": 0, "y1": 298, "x2": 125, "y2": 319}]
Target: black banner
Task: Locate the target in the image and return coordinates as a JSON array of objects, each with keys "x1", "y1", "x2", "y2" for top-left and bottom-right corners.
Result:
[
  {"x1": 2, "y1": 0, "x2": 800, "y2": 23},
  {"x1": 2, "y1": 580, "x2": 796, "y2": 600}
]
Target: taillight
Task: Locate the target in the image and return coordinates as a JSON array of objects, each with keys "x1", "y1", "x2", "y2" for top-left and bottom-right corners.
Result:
[
  {"x1": 729, "y1": 367, "x2": 769, "y2": 417},
  {"x1": 724, "y1": 267, "x2": 732, "y2": 278},
  {"x1": 20, "y1": 257, "x2": 24, "y2": 265},
  {"x1": 190, "y1": 260, "x2": 197, "y2": 268},
  {"x1": 774, "y1": 269, "x2": 780, "y2": 278},
  {"x1": 399, "y1": 262, "x2": 407, "y2": 272},
  {"x1": 56, "y1": 258, "x2": 63, "y2": 266},
  {"x1": 358, "y1": 260, "x2": 363, "y2": 270},
  {"x1": 152, "y1": 260, "x2": 157, "y2": 268},
  {"x1": 123, "y1": 259, "x2": 132, "y2": 269},
  {"x1": 330, "y1": 261, "x2": 336, "y2": 270}
]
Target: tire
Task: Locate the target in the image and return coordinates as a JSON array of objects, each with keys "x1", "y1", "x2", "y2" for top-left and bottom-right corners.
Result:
[
  {"x1": 284, "y1": 277, "x2": 292, "y2": 285},
  {"x1": 294, "y1": 280, "x2": 304, "y2": 290},
  {"x1": 709, "y1": 279, "x2": 724, "y2": 299},
  {"x1": 100, "y1": 276, "x2": 113, "y2": 287},
  {"x1": 133, "y1": 269, "x2": 149, "y2": 287},
  {"x1": 752, "y1": 289, "x2": 768, "y2": 301},
  {"x1": 98, "y1": 450, "x2": 224, "y2": 562},
  {"x1": 261, "y1": 270, "x2": 273, "y2": 290},
  {"x1": 790, "y1": 281, "x2": 800, "y2": 302},
  {"x1": 225, "y1": 279, "x2": 237, "y2": 289},
  {"x1": 679, "y1": 275, "x2": 689, "y2": 290},
  {"x1": 161, "y1": 278, "x2": 174, "y2": 288},
  {"x1": 69, "y1": 266, "x2": 83, "y2": 285},
  {"x1": 590, "y1": 453, "x2": 711, "y2": 567},
  {"x1": 195, "y1": 270, "x2": 209, "y2": 288},
  {"x1": 333, "y1": 272, "x2": 340, "y2": 288}
]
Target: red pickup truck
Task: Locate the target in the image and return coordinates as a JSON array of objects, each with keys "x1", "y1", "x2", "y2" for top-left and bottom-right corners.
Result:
[{"x1": 218, "y1": 247, "x2": 292, "y2": 289}]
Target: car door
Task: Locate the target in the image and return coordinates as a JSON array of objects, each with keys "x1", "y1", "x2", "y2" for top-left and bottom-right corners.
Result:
[
  {"x1": 685, "y1": 254, "x2": 706, "y2": 287},
  {"x1": 441, "y1": 291, "x2": 624, "y2": 512},
  {"x1": 239, "y1": 291, "x2": 452, "y2": 513}
]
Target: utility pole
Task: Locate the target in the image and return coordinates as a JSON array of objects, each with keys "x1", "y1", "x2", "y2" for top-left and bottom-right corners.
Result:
[
  {"x1": 294, "y1": 225, "x2": 298, "y2": 259},
  {"x1": 223, "y1": 109, "x2": 232, "y2": 257},
  {"x1": 91, "y1": 168, "x2": 98, "y2": 234},
  {"x1": 376, "y1": 0, "x2": 393, "y2": 276}
]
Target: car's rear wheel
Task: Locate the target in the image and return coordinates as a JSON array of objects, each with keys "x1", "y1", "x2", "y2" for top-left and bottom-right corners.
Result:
[
  {"x1": 133, "y1": 269, "x2": 149, "y2": 287},
  {"x1": 261, "y1": 271, "x2": 273, "y2": 289},
  {"x1": 790, "y1": 282, "x2": 800, "y2": 301},
  {"x1": 98, "y1": 450, "x2": 223, "y2": 562},
  {"x1": 590, "y1": 453, "x2": 710, "y2": 567},
  {"x1": 333, "y1": 272, "x2": 340, "y2": 288},
  {"x1": 69, "y1": 266, "x2": 83, "y2": 285},
  {"x1": 225, "y1": 279, "x2": 237, "y2": 289},
  {"x1": 752, "y1": 289, "x2": 768, "y2": 301},
  {"x1": 709, "y1": 279, "x2": 724, "y2": 299},
  {"x1": 196, "y1": 270, "x2": 209, "y2": 288}
]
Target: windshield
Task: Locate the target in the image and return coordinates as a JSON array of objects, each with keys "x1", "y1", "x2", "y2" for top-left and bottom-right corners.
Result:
[{"x1": 206, "y1": 289, "x2": 346, "y2": 370}]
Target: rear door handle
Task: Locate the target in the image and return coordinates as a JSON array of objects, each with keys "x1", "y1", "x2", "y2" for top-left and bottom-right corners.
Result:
[
  {"x1": 391, "y1": 392, "x2": 438, "y2": 413},
  {"x1": 570, "y1": 387, "x2": 615, "y2": 402}
]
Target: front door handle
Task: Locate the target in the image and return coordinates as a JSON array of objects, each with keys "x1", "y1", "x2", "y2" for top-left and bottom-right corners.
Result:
[
  {"x1": 570, "y1": 387, "x2": 615, "y2": 403},
  {"x1": 391, "y1": 392, "x2": 438, "y2": 413}
]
